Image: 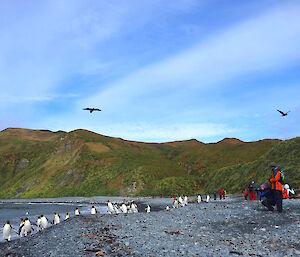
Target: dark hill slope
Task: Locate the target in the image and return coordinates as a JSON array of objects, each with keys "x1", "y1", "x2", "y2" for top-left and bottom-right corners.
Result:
[{"x1": 0, "y1": 128, "x2": 295, "y2": 198}]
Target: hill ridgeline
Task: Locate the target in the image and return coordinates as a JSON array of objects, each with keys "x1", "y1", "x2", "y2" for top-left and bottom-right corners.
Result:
[{"x1": 0, "y1": 128, "x2": 299, "y2": 198}]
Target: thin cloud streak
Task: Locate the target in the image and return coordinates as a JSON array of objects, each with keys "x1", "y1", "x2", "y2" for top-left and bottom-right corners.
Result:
[{"x1": 83, "y1": 4, "x2": 300, "y2": 110}]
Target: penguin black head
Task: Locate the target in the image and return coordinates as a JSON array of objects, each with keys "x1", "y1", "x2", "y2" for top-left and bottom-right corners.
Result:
[
  {"x1": 25, "y1": 218, "x2": 29, "y2": 221},
  {"x1": 6, "y1": 220, "x2": 10, "y2": 224}
]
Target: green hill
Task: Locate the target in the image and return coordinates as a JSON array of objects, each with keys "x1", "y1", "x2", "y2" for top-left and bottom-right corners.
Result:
[{"x1": 0, "y1": 128, "x2": 298, "y2": 198}]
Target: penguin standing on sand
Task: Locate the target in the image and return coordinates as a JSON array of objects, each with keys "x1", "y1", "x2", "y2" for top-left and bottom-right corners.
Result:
[
  {"x1": 53, "y1": 212, "x2": 60, "y2": 225},
  {"x1": 120, "y1": 203, "x2": 128, "y2": 214},
  {"x1": 197, "y1": 195, "x2": 202, "y2": 203},
  {"x1": 20, "y1": 218, "x2": 33, "y2": 237},
  {"x1": 75, "y1": 208, "x2": 80, "y2": 216},
  {"x1": 184, "y1": 196, "x2": 188, "y2": 206},
  {"x1": 131, "y1": 201, "x2": 138, "y2": 213},
  {"x1": 3, "y1": 221, "x2": 12, "y2": 241},
  {"x1": 36, "y1": 216, "x2": 41, "y2": 231},
  {"x1": 173, "y1": 198, "x2": 179, "y2": 208},
  {"x1": 40, "y1": 215, "x2": 48, "y2": 230},
  {"x1": 107, "y1": 200, "x2": 115, "y2": 214},
  {"x1": 65, "y1": 212, "x2": 70, "y2": 220},
  {"x1": 206, "y1": 195, "x2": 210, "y2": 203},
  {"x1": 145, "y1": 205, "x2": 151, "y2": 213},
  {"x1": 91, "y1": 206, "x2": 97, "y2": 215},
  {"x1": 178, "y1": 196, "x2": 183, "y2": 207},
  {"x1": 19, "y1": 218, "x2": 25, "y2": 236}
]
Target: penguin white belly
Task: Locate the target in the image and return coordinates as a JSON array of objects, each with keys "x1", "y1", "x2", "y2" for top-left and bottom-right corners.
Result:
[
  {"x1": 206, "y1": 195, "x2": 210, "y2": 202},
  {"x1": 121, "y1": 204, "x2": 128, "y2": 213},
  {"x1": 91, "y1": 208, "x2": 96, "y2": 215},
  {"x1": 197, "y1": 195, "x2": 202, "y2": 203},
  {"x1": 108, "y1": 203, "x2": 115, "y2": 214},
  {"x1": 24, "y1": 222, "x2": 31, "y2": 236},
  {"x1": 41, "y1": 217, "x2": 48, "y2": 229},
  {"x1": 3, "y1": 224, "x2": 11, "y2": 241},
  {"x1": 54, "y1": 216, "x2": 60, "y2": 225},
  {"x1": 37, "y1": 219, "x2": 41, "y2": 231}
]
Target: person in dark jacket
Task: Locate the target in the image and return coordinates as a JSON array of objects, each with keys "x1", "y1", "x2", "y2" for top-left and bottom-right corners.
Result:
[
  {"x1": 269, "y1": 162, "x2": 283, "y2": 212},
  {"x1": 258, "y1": 187, "x2": 276, "y2": 211},
  {"x1": 213, "y1": 189, "x2": 217, "y2": 200}
]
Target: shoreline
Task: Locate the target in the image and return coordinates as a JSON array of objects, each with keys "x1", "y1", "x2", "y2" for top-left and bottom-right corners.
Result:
[{"x1": 1, "y1": 197, "x2": 299, "y2": 256}]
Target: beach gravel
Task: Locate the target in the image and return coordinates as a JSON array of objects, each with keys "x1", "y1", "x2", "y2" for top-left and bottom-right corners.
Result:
[{"x1": 0, "y1": 197, "x2": 299, "y2": 256}]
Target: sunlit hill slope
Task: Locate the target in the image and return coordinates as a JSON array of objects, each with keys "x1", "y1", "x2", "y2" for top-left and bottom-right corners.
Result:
[{"x1": 0, "y1": 128, "x2": 298, "y2": 198}]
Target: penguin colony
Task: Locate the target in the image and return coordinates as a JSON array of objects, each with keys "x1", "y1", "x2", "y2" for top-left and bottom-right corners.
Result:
[
  {"x1": 1, "y1": 205, "x2": 98, "y2": 242},
  {"x1": 2, "y1": 195, "x2": 210, "y2": 242}
]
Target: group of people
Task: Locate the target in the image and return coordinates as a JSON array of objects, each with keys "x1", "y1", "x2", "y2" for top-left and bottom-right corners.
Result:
[
  {"x1": 244, "y1": 162, "x2": 295, "y2": 213},
  {"x1": 2, "y1": 205, "x2": 98, "y2": 242}
]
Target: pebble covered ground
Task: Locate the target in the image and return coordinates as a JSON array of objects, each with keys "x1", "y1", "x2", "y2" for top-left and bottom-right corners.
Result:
[{"x1": 0, "y1": 197, "x2": 299, "y2": 256}]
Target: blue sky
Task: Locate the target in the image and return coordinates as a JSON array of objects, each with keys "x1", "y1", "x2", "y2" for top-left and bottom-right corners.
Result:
[{"x1": 0, "y1": 0, "x2": 299, "y2": 142}]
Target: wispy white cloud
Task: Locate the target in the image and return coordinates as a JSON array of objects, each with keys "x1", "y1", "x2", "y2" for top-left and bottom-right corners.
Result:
[{"x1": 83, "y1": 3, "x2": 300, "y2": 110}]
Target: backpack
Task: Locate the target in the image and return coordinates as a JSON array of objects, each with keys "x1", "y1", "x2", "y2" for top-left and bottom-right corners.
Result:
[{"x1": 279, "y1": 170, "x2": 285, "y2": 184}]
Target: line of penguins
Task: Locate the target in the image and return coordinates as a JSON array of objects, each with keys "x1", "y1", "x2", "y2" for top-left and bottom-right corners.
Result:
[
  {"x1": 1, "y1": 206, "x2": 96, "y2": 242},
  {"x1": 2, "y1": 195, "x2": 210, "y2": 242},
  {"x1": 170, "y1": 194, "x2": 210, "y2": 210}
]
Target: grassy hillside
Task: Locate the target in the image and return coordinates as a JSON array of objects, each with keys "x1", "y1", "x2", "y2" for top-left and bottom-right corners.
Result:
[{"x1": 0, "y1": 128, "x2": 297, "y2": 198}]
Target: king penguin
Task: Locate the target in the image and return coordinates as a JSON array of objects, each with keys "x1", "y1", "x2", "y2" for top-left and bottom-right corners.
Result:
[
  {"x1": 65, "y1": 212, "x2": 70, "y2": 220},
  {"x1": 54, "y1": 212, "x2": 60, "y2": 225},
  {"x1": 36, "y1": 216, "x2": 41, "y2": 231},
  {"x1": 131, "y1": 201, "x2": 138, "y2": 213},
  {"x1": 21, "y1": 218, "x2": 33, "y2": 237},
  {"x1": 120, "y1": 203, "x2": 128, "y2": 214},
  {"x1": 91, "y1": 206, "x2": 97, "y2": 215},
  {"x1": 75, "y1": 208, "x2": 80, "y2": 216},
  {"x1": 40, "y1": 215, "x2": 48, "y2": 230},
  {"x1": 107, "y1": 200, "x2": 115, "y2": 214},
  {"x1": 184, "y1": 196, "x2": 188, "y2": 206},
  {"x1": 3, "y1": 221, "x2": 12, "y2": 242},
  {"x1": 206, "y1": 195, "x2": 210, "y2": 203},
  {"x1": 145, "y1": 205, "x2": 151, "y2": 213},
  {"x1": 197, "y1": 195, "x2": 202, "y2": 203},
  {"x1": 18, "y1": 218, "x2": 24, "y2": 236}
]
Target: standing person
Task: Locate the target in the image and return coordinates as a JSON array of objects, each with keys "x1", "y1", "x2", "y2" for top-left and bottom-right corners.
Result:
[
  {"x1": 243, "y1": 188, "x2": 248, "y2": 200},
  {"x1": 223, "y1": 190, "x2": 226, "y2": 199},
  {"x1": 269, "y1": 162, "x2": 283, "y2": 212},
  {"x1": 218, "y1": 188, "x2": 223, "y2": 200},
  {"x1": 248, "y1": 181, "x2": 256, "y2": 201},
  {"x1": 213, "y1": 189, "x2": 217, "y2": 200}
]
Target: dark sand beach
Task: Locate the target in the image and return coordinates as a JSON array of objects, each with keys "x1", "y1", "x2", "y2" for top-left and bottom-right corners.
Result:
[{"x1": 1, "y1": 196, "x2": 299, "y2": 257}]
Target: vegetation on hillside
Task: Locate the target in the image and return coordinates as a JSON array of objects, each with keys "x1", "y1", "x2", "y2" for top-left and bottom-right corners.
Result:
[{"x1": 0, "y1": 128, "x2": 298, "y2": 198}]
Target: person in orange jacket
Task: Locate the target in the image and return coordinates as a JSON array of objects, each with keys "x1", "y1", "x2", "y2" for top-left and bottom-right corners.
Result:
[{"x1": 269, "y1": 162, "x2": 283, "y2": 212}]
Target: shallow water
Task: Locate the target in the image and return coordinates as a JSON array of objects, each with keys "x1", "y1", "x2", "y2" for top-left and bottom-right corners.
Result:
[{"x1": 0, "y1": 202, "x2": 107, "y2": 241}]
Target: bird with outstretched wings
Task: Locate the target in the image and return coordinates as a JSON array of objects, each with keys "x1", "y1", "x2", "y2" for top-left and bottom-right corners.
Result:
[
  {"x1": 277, "y1": 109, "x2": 290, "y2": 116},
  {"x1": 83, "y1": 108, "x2": 101, "y2": 113}
]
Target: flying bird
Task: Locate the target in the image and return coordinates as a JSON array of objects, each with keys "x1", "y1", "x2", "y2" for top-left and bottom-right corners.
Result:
[
  {"x1": 277, "y1": 109, "x2": 290, "y2": 117},
  {"x1": 83, "y1": 108, "x2": 101, "y2": 113}
]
